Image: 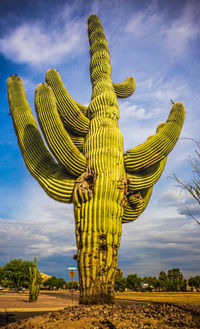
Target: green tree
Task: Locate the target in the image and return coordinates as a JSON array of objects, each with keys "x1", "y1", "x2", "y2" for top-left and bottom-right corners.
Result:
[
  {"x1": 66, "y1": 280, "x2": 79, "y2": 290},
  {"x1": 157, "y1": 270, "x2": 169, "y2": 291},
  {"x1": 0, "y1": 267, "x2": 3, "y2": 285},
  {"x1": 43, "y1": 276, "x2": 58, "y2": 290},
  {"x1": 126, "y1": 274, "x2": 142, "y2": 291},
  {"x1": 115, "y1": 268, "x2": 127, "y2": 292},
  {"x1": 7, "y1": 14, "x2": 185, "y2": 304},
  {"x1": 167, "y1": 268, "x2": 184, "y2": 291},
  {"x1": 56, "y1": 278, "x2": 66, "y2": 289},
  {"x1": 43, "y1": 276, "x2": 66, "y2": 290},
  {"x1": 189, "y1": 276, "x2": 200, "y2": 289},
  {"x1": 2, "y1": 259, "x2": 34, "y2": 291}
]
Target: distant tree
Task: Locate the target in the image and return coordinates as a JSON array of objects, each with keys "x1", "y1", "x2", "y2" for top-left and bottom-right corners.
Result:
[
  {"x1": 56, "y1": 278, "x2": 66, "y2": 289},
  {"x1": 0, "y1": 267, "x2": 3, "y2": 285},
  {"x1": 43, "y1": 276, "x2": 58, "y2": 290},
  {"x1": 157, "y1": 271, "x2": 169, "y2": 291},
  {"x1": 2, "y1": 259, "x2": 34, "y2": 291},
  {"x1": 126, "y1": 274, "x2": 142, "y2": 291},
  {"x1": 66, "y1": 280, "x2": 79, "y2": 290},
  {"x1": 172, "y1": 139, "x2": 200, "y2": 226},
  {"x1": 143, "y1": 276, "x2": 158, "y2": 291},
  {"x1": 167, "y1": 268, "x2": 184, "y2": 291},
  {"x1": 167, "y1": 268, "x2": 183, "y2": 281},
  {"x1": 189, "y1": 276, "x2": 200, "y2": 289},
  {"x1": 115, "y1": 268, "x2": 127, "y2": 292},
  {"x1": 43, "y1": 276, "x2": 66, "y2": 290}
]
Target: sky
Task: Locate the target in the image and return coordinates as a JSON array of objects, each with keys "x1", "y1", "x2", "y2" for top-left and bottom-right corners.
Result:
[{"x1": 0, "y1": 0, "x2": 200, "y2": 282}]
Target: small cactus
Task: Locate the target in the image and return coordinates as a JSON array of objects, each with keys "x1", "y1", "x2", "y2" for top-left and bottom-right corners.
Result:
[{"x1": 29, "y1": 257, "x2": 41, "y2": 303}]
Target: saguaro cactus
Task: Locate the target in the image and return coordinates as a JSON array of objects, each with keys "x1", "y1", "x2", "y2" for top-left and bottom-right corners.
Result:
[
  {"x1": 7, "y1": 14, "x2": 185, "y2": 304},
  {"x1": 29, "y1": 257, "x2": 41, "y2": 302}
]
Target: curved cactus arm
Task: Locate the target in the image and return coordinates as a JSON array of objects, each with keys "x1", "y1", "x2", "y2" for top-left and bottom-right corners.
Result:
[
  {"x1": 113, "y1": 77, "x2": 136, "y2": 98},
  {"x1": 45, "y1": 69, "x2": 90, "y2": 136},
  {"x1": 124, "y1": 102, "x2": 185, "y2": 173},
  {"x1": 70, "y1": 133, "x2": 85, "y2": 151},
  {"x1": 7, "y1": 75, "x2": 75, "y2": 203},
  {"x1": 75, "y1": 101, "x2": 88, "y2": 117},
  {"x1": 127, "y1": 157, "x2": 167, "y2": 191},
  {"x1": 35, "y1": 83, "x2": 87, "y2": 177},
  {"x1": 122, "y1": 187, "x2": 153, "y2": 223}
]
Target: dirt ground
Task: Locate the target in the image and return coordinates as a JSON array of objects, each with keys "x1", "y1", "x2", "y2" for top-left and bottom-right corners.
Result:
[{"x1": 0, "y1": 292, "x2": 200, "y2": 329}]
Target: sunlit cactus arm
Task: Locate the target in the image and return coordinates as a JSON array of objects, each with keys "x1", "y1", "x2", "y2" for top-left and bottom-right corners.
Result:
[
  {"x1": 35, "y1": 83, "x2": 86, "y2": 176},
  {"x1": 7, "y1": 75, "x2": 75, "y2": 203},
  {"x1": 75, "y1": 101, "x2": 88, "y2": 116},
  {"x1": 45, "y1": 69, "x2": 90, "y2": 135},
  {"x1": 127, "y1": 123, "x2": 168, "y2": 191},
  {"x1": 69, "y1": 133, "x2": 85, "y2": 151},
  {"x1": 113, "y1": 76, "x2": 136, "y2": 98},
  {"x1": 122, "y1": 187, "x2": 153, "y2": 223},
  {"x1": 124, "y1": 102, "x2": 185, "y2": 172},
  {"x1": 127, "y1": 157, "x2": 167, "y2": 191}
]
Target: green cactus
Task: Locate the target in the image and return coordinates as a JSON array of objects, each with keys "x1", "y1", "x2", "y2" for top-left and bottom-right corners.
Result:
[
  {"x1": 29, "y1": 257, "x2": 41, "y2": 302},
  {"x1": 7, "y1": 14, "x2": 185, "y2": 305}
]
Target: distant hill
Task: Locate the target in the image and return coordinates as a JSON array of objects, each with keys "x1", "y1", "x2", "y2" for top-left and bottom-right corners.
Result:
[{"x1": 40, "y1": 272, "x2": 52, "y2": 282}]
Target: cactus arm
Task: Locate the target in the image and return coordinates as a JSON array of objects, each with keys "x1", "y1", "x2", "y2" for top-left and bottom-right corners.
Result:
[
  {"x1": 122, "y1": 187, "x2": 153, "y2": 223},
  {"x1": 75, "y1": 101, "x2": 88, "y2": 116},
  {"x1": 127, "y1": 157, "x2": 167, "y2": 191},
  {"x1": 124, "y1": 102, "x2": 185, "y2": 173},
  {"x1": 45, "y1": 69, "x2": 90, "y2": 135},
  {"x1": 113, "y1": 77, "x2": 136, "y2": 98},
  {"x1": 35, "y1": 83, "x2": 87, "y2": 177},
  {"x1": 7, "y1": 75, "x2": 75, "y2": 203},
  {"x1": 70, "y1": 133, "x2": 85, "y2": 151}
]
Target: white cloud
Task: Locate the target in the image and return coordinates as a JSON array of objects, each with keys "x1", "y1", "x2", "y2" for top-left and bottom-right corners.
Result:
[
  {"x1": 120, "y1": 208, "x2": 200, "y2": 277},
  {"x1": 119, "y1": 101, "x2": 159, "y2": 122},
  {"x1": 126, "y1": 3, "x2": 162, "y2": 37},
  {"x1": 125, "y1": 1, "x2": 200, "y2": 57},
  {"x1": 0, "y1": 18, "x2": 85, "y2": 66},
  {"x1": 160, "y1": 2, "x2": 200, "y2": 56}
]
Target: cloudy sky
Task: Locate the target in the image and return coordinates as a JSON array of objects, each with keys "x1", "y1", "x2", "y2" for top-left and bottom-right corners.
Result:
[{"x1": 0, "y1": 0, "x2": 199, "y2": 281}]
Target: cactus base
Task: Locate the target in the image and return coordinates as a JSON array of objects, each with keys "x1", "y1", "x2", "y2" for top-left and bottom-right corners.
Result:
[{"x1": 79, "y1": 291, "x2": 115, "y2": 305}]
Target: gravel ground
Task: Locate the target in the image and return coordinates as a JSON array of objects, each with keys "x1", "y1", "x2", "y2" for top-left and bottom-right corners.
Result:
[{"x1": 1, "y1": 303, "x2": 200, "y2": 329}]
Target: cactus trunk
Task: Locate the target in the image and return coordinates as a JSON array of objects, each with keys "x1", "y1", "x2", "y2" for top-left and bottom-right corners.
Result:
[
  {"x1": 74, "y1": 124, "x2": 126, "y2": 304},
  {"x1": 73, "y1": 16, "x2": 127, "y2": 304}
]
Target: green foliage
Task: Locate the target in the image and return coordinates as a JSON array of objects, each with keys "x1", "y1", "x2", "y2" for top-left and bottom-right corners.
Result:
[
  {"x1": 115, "y1": 268, "x2": 192, "y2": 292},
  {"x1": 115, "y1": 268, "x2": 127, "y2": 292},
  {"x1": 143, "y1": 276, "x2": 157, "y2": 290},
  {"x1": 0, "y1": 267, "x2": 3, "y2": 285},
  {"x1": 126, "y1": 274, "x2": 143, "y2": 291},
  {"x1": 29, "y1": 257, "x2": 42, "y2": 302},
  {"x1": 66, "y1": 280, "x2": 79, "y2": 290},
  {"x1": 189, "y1": 275, "x2": 200, "y2": 289},
  {"x1": 43, "y1": 276, "x2": 66, "y2": 290},
  {"x1": 2, "y1": 259, "x2": 34, "y2": 291}
]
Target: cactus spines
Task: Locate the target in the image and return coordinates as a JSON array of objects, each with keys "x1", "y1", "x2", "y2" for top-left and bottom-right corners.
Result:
[
  {"x1": 29, "y1": 257, "x2": 41, "y2": 303},
  {"x1": 7, "y1": 14, "x2": 185, "y2": 304}
]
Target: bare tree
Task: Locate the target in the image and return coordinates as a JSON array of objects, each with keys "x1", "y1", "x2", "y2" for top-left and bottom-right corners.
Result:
[{"x1": 172, "y1": 138, "x2": 200, "y2": 226}]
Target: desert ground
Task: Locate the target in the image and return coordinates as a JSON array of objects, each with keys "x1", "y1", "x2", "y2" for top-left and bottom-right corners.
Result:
[{"x1": 0, "y1": 291, "x2": 200, "y2": 328}]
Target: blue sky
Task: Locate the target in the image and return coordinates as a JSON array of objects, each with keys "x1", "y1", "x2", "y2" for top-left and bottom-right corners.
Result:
[{"x1": 0, "y1": 0, "x2": 200, "y2": 281}]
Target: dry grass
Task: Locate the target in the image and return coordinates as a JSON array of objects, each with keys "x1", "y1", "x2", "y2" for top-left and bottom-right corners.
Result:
[{"x1": 116, "y1": 292, "x2": 200, "y2": 304}]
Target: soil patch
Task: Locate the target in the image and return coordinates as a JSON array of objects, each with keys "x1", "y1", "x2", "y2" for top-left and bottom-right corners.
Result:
[{"x1": 1, "y1": 303, "x2": 200, "y2": 329}]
